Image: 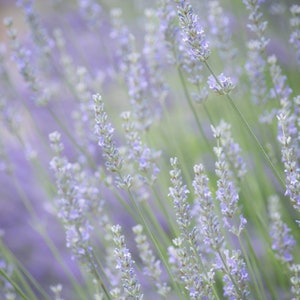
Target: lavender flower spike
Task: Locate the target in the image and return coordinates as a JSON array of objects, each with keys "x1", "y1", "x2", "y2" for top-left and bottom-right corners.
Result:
[
  {"x1": 208, "y1": 73, "x2": 235, "y2": 95},
  {"x1": 133, "y1": 224, "x2": 170, "y2": 296},
  {"x1": 176, "y1": 0, "x2": 210, "y2": 62},
  {"x1": 269, "y1": 195, "x2": 296, "y2": 264},
  {"x1": 212, "y1": 124, "x2": 247, "y2": 236},
  {"x1": 290, "y1": 5, "x2": 300, "y2": 65},
  {"x1": 277, "y1": 113, "x2": 300, "y2": 213},
  {"x1": 221, "y1": 249, "x2": 250, "y2": 299},
  {"x1": 93, "y1": 93, "x2": 122, "y2": 173},
  {"x1": 111, "y1": 225, "x2": 143, "y2": 300},
  {"x1": 168, "y1": 157, "x2": 191, "y2": 235},
  {"x1": 192, "y1": 163, "x2": 223, "y2": 251}
]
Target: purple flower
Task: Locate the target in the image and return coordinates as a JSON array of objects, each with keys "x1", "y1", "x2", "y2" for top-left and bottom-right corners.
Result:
[
  {"x1": 176, "y1": 0, "x2": 210, "y2": 62},
  {"x1": 290, "y1": 5, "x2": 300, "y2": 64},
  {"x1": 93, "y1": 94, "x2": 122, "y2": 173},
  {"x1": 219, "y1": 250, "x2": 250, "y2": 299},
  {"x1": 192, "y1": 164, "x2": 224, "y2": 250},
  {"x1": 269, "y1": 196, "x2": 296, "y2": 264},
  {"x1": 168, "y1": 157, "x2": 191, "y2": 234},
  {"x1": 207, "y1": 73, "x2": 235, "y2": 95},
  {"x1": 111, "y1": 225, "x2": 143, "y2": 299}
]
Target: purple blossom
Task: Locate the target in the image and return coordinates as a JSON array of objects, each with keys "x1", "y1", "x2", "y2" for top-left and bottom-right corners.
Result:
[
  {"x1": 192, "y1": 164, "x2": 224, "y2": 250},
  {"x1": 207, "y1": 73, "x2": 235, "y2": 95},
  {"x1": 211, "y1": 120, "x2": 247, "y2": 180},
  {"x1": 111, "y1": 225, "x2": 143, "y2": 299},
  {"x1": 243, "y1": 0, "x2": 269, "y2": 106},
  {"x1": 121, "y1": 111, "x2": 161, "y2": 186},
  {"x1": 17, "y1": 0, "x2": 53, "y2": 55},
  {"x1": 269, "y1": 196, "x2": 296, "y2": 264},
  {"x1": 133, "y1": 224, "x2": 170, "y2": 296},
  {"x1": 207, "y1": 1, "x2": 238, "y2": 77},
  {"x1": 168, "y1": 157, "x2": 191, "y2": 234},
  {"x1": 214, "y1": 144, "x2": 247, "y2": 236},
  {"x1": 78, "y1": 0, "x2": 102, "y2": 30},
  {"x1": 176, "y1": 0, "x2": 210, "y2": 62},
  {"x1": 290, "y1": 5, "x2": 300, "y2": 65},
  {"x1": 93, "y1": 94, "x2": 122, "y2": 173},
  {"x1": 221, "y1": 250, "x2": 250, "y2": 299},
  {"x1": 277, "y1": 113, "x2": 300, "y2": 213}
]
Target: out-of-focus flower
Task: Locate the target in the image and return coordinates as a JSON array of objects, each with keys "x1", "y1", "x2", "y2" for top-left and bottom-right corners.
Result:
[{"x1": 207, "y1": 73, "x2": 235, "y2": 95}]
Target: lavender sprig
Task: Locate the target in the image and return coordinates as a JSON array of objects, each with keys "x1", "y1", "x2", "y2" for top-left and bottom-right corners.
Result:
[
  {"x1": 268, "y1": 195, "x2": 296, "y2": 264},
  {"x1": 111, "y1": 225, "x2": 143, "y2": 300},
  {"x1": 192, "y1": 164, "x2": 223, "y2": 251},
  {"x1": 4, "y1": 17, "x2": 38, "y2": 92},
  {"x1": 289, "y1": 264, "x2": 300, "y2": 300},
  {"x1": 93, "y1": 94, "x2": 122, "y2": 173},
  {"x1": 121, "y1": 111, "x2": 161, "y2": 185},
  {"x1": 290, "y1": 5, "x2": 300, "y2": 65},
  {"x1": 168, "y1": 157, "x2": 191, "y2": 236},
  {"x1": 212, "y1": 124, "x2": 247, "y2": 236},
  {"x1": 243, "y1": 0, "x2": 269, "y2": 106},
  {"x1": 168, "y1": 158, "x2": 215, "y2": 299},
  {"x1": 217, "y1": 249, "x2": 250, "y2": 300},
  {"x1": 207, "y1": 73, "x2": 235, "y2": 96},
  {"x1": 176, "y1": 0, "x2": 210, "y2": 62},
  {"x1": 207, "y1": 1, "x2": 238, "y2": 77},
  {"x1": 16, "y1": 0, "x2": 52, "y2": 56},
  {"x1": 49, "y1": 132, "x2": 93, "y2": 263},
  {"x1": 277, "y1": 113, "x2": 300, "y2": 214},
  {"x1": 78, "y1": 0, "x2": 102, "y2": 30},
  {"x1": 132, "y1": 224, "x2": 170, "y2": 297}
]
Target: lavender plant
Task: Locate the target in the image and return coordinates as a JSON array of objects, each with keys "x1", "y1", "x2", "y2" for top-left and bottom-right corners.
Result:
[{"x1": 0, "y1": 0, "x2": 299, "y2": 299}]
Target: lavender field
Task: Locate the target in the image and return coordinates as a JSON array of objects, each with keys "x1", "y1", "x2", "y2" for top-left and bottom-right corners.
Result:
[{"x1": 0, "y1": 0, "x2": 299, "y2": 299}]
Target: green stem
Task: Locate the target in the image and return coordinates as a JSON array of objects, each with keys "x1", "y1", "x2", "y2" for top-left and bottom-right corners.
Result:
[
  {"x1": 47, "y1": 107, "x2": 96, "y2": 169},
  {"x1": 0, "y1": 268, "x2": 32, "y2": 300},
  {"x1": 238, "y1": 234, "x2": 268, "y2": 300},
  {"x1": 204, "y1": 61, "x2": 284, "y2": 187},
  {"x1": 125, "y1": 187, "x2": 188, "y2": 300},
  {"x1": 177, "y1": 67, "x2": 211, "y2": 151}
]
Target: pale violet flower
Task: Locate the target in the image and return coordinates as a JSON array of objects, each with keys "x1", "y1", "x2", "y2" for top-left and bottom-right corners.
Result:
[{"x1": 207, "y1": 73, "x2": 235, "y2": 95}]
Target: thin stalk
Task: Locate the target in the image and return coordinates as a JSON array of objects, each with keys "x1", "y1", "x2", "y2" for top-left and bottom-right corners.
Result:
[
  {"x1": 238, "y1": 234, "x2": 268, "y2": 300},
  {"x1": 35, "y1": 227, "x2": 88, "y2": 299},
  {"x1": 8, "y1": 168, "x2": 87, "y2": 298},
  {"x1": 86, "y1": 249, "x2": 112, "y2": 300},
  {"x1": 47, "y1": 107, "x2": 96, "y2": 169},
  {"x1": 204, "y1": 61, "x2": 284, "y2": 187},
  {"x1": 0, "y1": 268, "x2": 32, "y2": 300},
  {"x1": 244, "y1": 233, "x2": 278, "y2": 300},
  {"x1": 216, "y1": 248, "x2": 247, "y2": 300},
  {"x1": 125, "y1": 187, "x2": 188, "y2": 300},
  {"x1": 0, "y1": 240, "x2": 50, "y2": 300},
  {"x1": 177, "y1": 66, "x2": 211, "y2": 151},
  {"x1": 151, "y1": 186, "x2": 178, "y2": 238}
]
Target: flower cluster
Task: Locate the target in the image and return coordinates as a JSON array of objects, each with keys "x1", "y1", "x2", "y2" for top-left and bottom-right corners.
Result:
[
  {"x1": 207, "y1": 73, "x2": 235, "y2": 95},
  {"x1": 212, "y1": 123, "x2": 247, "y2": 236},
  {"x1": 243, "y1": 0, "x2": 269, "y2": 106},
  {"x1": 192, "y1": 164, "x2": 223, "y2": 251},
  {"x1": 132, "y1": 224, "x2": 170, "y2": 296},
  {"x1": 268, "y1": 195, "x2": 296, "y2": 264},
  {"x1": 111, "y1": 225, "x2": 143, "y2": 299},
  {"x1": 290, "y1": 5, "x2": 300, "y2": 64},
  {"x1": 176, "y1": 0, "x2": 210, "y2": 62},
  {"x1": 93, "y1": 93, "x2": 122, "y2": 173},
  {"x1": 49, "y1": 132, "x2": 94, "y2": 263}
]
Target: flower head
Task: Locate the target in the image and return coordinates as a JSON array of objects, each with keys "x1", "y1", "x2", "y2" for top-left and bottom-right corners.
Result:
[{"x1": 208, "y1": 73, "x2": 235, "y2": 95}]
